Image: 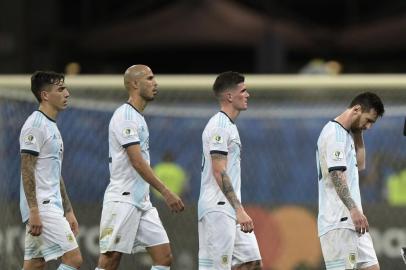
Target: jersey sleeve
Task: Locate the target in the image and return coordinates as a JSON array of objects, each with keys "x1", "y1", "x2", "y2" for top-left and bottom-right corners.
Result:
[
  {"x1": 114, "y1": 119, "x2": 140, "y2": 148},
  {"x1": 208, "y1": 127, "x2": 230, "y2": 156},
  {"x1": 325, "y1": 131, "x2": 347, "y2": 172},
  {"x1": 19, "y1": 126, "x2": 45, "y2": 156}
]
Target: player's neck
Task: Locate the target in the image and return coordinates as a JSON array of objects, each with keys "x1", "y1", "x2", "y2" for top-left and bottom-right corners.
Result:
[
  {"x1": 334, "y1": 109, "x2": 353, "y2": 130},
  {"x1": 220, "y1": 106, "x2": 240, "y2": 122},
  {"x1": 127, "y1": 96, "x2": 146, "y2": 112},
  {"x1": 38, "y1": 103, "x2": 58, "y2": 121}
]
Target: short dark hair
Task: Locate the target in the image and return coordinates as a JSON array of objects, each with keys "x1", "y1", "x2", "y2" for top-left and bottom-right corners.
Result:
[
  {"x1": 31, "y1": 71, "x2": 65, "y2": 102},
  {"x1": 349, "y1": 92, "x2": 385, "y2": 117},
  {"x1": 213, "y1": 71, "x2": 245, "y2": 97}
]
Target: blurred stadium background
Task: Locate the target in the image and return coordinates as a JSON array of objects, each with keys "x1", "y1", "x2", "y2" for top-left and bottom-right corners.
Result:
[{"x1": 1, "y1": 1, "x2": 406, "y2": 270}]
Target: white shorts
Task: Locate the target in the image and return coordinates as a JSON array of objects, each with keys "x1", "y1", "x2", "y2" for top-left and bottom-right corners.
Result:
[
  {"x1": 320, "y1": 229, "x2": 378, "y2": 270},
  {"x1": 198, "y1": 211, "x2": 261, "y2": 269},
  {"x1": 99, "y1": 202, "x2": 169, "y2": 254},
  {"x1": 24, "y1": 211, "x2": 78, "y2": 262}
]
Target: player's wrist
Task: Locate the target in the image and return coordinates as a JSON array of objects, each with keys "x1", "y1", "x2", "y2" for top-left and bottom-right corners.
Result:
[{"x1": 160, "y1": 187, "x2": 170, "y2": 197}]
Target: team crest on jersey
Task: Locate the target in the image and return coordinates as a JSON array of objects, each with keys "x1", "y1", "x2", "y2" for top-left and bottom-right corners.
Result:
[
  {"x1": 221, "y1": 255, "x2": 229, "y2": 266},
  {"x1": 348, "y1": 252, "x2": 356, "y2": 266},
  {"x1": 122, "y1": 127, "x2": 135, "y2": 138},
  {"x1": 100, "y1": 227, "x2": 113, "y2": 240},
  {"x1": 332, "y1": 150, "x2": 343, "y2": 161},
  {"x1": 212, "y1": 134, "x2": 223, "y2": 144},
  {"x1": 66, "y1": 233, "x2": 74, "y2": 243},
  {"x1": 24, "y1": 134, "x2": 36, "y2": 145}
]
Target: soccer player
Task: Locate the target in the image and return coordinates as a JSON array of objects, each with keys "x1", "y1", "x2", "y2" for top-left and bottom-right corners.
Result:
[
  {"x1": 20, "y1": 71, "x2": 83, "y2": 270},
  {"x1": 198, "y1": 71, "x2": 262, "y2": 270},
  {"x1": 316, "y1": 92, "x2": 385, "y2": 270},
  {"x1": 95, "y1": 65, "x2": 184, "y2": 270}
]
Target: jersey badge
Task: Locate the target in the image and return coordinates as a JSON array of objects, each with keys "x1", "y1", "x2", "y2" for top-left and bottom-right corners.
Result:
[
  {"x1": 122, "y1": 127, "x2": 135, "y2": 138},
  {"x1": 332, "y1": 150, "x2": 343, "y2": 161},
  {"x1": 212, "y1": 134, "x2": 223, "y2": 144},
  {"x1": 24, "y1": 134, "x2": 36, "y2": 145}
]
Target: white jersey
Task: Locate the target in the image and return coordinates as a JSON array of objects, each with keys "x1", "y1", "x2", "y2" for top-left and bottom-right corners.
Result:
[
  {"x1": 19, "y1": 110, "x2": 64, "y2": 223},
  {"x1": 316, "y1": 120, "x2": 362, "y2": 236},
  {"x1": 103, "y1": 103, "x2": 152, "y2": 211},
  {"x1": 198, "y1": 111, "x2": 241, "y2": 220}
]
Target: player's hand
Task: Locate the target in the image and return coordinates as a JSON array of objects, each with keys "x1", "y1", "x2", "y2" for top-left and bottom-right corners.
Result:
[
  {"x1": 162, "y1": 188, "x2": 185, "y2": 213},
  {"x1": 28, "y1": 208, "x2": 42, "y2": 236},
  {"x1": 350, "y1": 207, "x2": 369, "y2": 234},
  {"x1": 236, "y1": 207, "x2": 254, "y2": 233},
  {"x1": 65, "y1": 210, "x2": 79, "y2": 236}
]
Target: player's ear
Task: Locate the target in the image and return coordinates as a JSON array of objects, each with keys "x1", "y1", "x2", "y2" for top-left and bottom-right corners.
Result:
[
  {"x1": 131, "y1": 80, "x2": 139, "y2": 89},
  {"x1": 40, "y1": 90, "x2": 49, "y2": 102},
  {"x1": 225, "y1": 91, "x2": 233, "y2": 102},
  {"x1": 352, "y1": 104, "x2": 362, "y2": 115}
]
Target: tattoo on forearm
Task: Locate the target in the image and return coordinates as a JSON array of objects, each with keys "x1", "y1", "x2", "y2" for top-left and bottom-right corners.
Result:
[
  {"x1": 211, "y1": 153, "x2": 242, "y2": 210},
  {"x1": 220, "y1": 170, "x2": 242, "y2": 210},
  {"x1": 330, "y1": 170, "x2": 356, "y2": 210},
  {"x1": 21, "y1": 153, "x2": 38, "y2": 209},
  {"x1": 60, "y1": 177, "x2": 72, "y2": 213}
]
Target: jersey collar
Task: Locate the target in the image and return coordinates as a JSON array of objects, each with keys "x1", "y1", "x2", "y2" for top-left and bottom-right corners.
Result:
[
  {"x1": 37, "y1": 110, "x2": 56, "y2": 123},
  {"x1": 126, "y1": 102, "x2": 143, "y2": 116},
  {"x1": 331, "y1": 120, "x2": 349, "y2": 133},
  {"x1": 220, "y1": 111, "x2": 235, "y2": 124}
]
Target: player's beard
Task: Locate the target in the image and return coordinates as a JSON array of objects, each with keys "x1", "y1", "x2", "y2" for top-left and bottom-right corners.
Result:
[
  {"x1": 140, "y1": 89, "x2": 156, "y2": 102},
  {"x1": 350, "y1": 117, "x2": 362, "y2": 132}
]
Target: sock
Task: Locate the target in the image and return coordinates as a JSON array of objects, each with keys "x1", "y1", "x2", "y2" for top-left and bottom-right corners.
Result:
[
  {"x1": 57, "y1": 263, "x2": 78, "y2": 270},
  {"x1": 151, "y1": 266, "x2": 170, "y2": 270}
]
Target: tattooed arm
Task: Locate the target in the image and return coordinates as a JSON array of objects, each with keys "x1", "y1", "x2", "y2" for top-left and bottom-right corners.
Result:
[
  {"x1": 211, "y1": 153, "x2": 253, "y2": 233},
  {"x1": 330, "y1": 170, "x2": 369, "y2": 234},
  {"x1": 60, "y1": 177, "x2": 79, "y2": 235},
  {"x1": 21, "y1": 153, "x2": 42, "y2": 236}
]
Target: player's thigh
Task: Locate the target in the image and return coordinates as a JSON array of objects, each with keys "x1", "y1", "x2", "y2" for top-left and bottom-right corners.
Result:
[
  {"x1": 356, "y1": 232, "x2": 379, "y2": 270},
  {"x1": 320, "y1": 229, "x2": 358, "y2": 270},
  {"x1": 135, "y1": 208, "x2": 170, "y2": 253},
  {"x1": 99, "y1": 201, "x2": 141, "y2": 254},
  {"x1": 232, "y1": 227, "x2": 262, "y2": 267},
  {"x1": 198, "y1": 212, "x2": 236, "y2": 269},
  {"x1": 24, "y1": 212, "x2": 78, "y2": 263}
]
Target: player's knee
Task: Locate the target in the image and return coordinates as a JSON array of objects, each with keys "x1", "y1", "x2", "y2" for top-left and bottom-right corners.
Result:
[
  {"x1": 250, "y1": 260, "x2": 263, "y2": 270},
  {"x1": 154, "y1": 252, "x2": 172, "y2": 266},
  {"x1": 72, "y1": 253, "x2": 83, "y2": 268},
  {"x1": 234, "y1": 260, "x2": 262, "y2": 270},
  {"x1": 24, "y1": 258, "x2": 46, "y2": 270},
  {"x1": 62, "y1": 250, "x2": 83, "y2": 268},
  {"x1": 98, "y1": 251, "x2": 122, "y2": 268}
]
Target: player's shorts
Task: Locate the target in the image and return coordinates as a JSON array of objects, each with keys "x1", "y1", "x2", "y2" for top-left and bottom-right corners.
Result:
[
  {"x1": 320, "y1": 228, "x2": 378, "y2": 269},
  {"x1": 99, "y1": 201, "x2": 169, "y2": 254},
  {"x1": 24, "y1": 211, "x2": 78, "y2": 262},
  {"x1": 198, "y1": 211, "x2": 261, "y2": 269}
]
